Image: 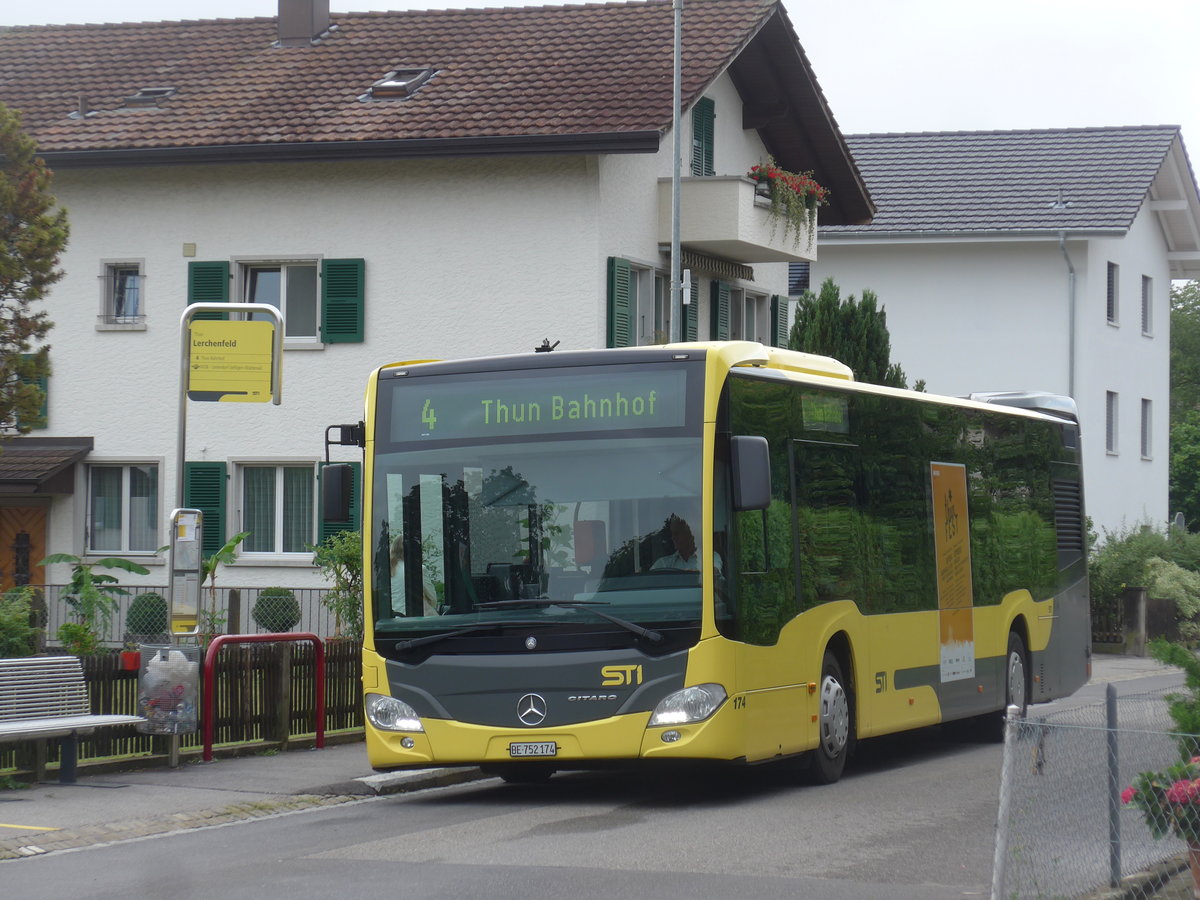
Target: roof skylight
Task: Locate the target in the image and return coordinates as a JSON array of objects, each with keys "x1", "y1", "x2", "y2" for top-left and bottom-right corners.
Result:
[
  {"x1": 365, "y1": 69, "x2": 434, "y2": 100},
  {"x1": 123, "y1": 86, "x2": 177, "y2": 108}
]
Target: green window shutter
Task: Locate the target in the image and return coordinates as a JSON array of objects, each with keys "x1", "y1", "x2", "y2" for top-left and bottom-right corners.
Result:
[
  {"x1": 710, "y1": 280, "x2": 731, "y2": 340},
  {"x1": 321, "y1": 258, "x2": 365, "y2": 343},
  {"x1": 184, "y1": 461, "x2": 227, "y2": 558},
  {"x1": 17, "y1": 352, "x2": 48, "y2": 431},
  {"x1": 606, "y1": 257, "x2": 634, "y2": 348},
  {"x1": 318, "y1": 461, "x2": 362, "y2": 542},
  {"x1": 188, "y1": 261, "x2": 230, "y2": 322},
  {"x1": 691, "y1": 97, "x2": 715, "y2": 177},
  {"x1": 770, "y1": 294, "x2": 789, "y2": 347},
  {"x1": 685, "y1": 279, "x2": 699, "y2": 341}
]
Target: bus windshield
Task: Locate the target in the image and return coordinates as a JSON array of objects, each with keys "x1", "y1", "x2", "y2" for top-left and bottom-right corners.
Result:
[{"x1": 371, "y1": 361, "x2": 705, "y2": 653}]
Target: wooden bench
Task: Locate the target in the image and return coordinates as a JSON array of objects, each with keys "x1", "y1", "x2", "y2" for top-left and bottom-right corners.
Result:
[{"x1": 0, "y1": 656, "x2": 143, "y2": 783}]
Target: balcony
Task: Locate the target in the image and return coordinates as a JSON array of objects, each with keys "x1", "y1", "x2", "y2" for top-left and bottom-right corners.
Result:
[{"x1": 657, "y1": 176, "x2": 817, "y2": 264}]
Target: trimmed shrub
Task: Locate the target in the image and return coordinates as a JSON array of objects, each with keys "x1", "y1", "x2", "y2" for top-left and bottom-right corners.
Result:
[
  {"x1": 252, "y1": 588, "x2": 301, "y2": 633},
  {"x1": 126, "y1": 591, "x2": 169, "y2": 638}
]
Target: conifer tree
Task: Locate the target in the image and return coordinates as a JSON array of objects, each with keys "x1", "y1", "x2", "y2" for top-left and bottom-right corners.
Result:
[
  {"x1": 787, "y1": 277, "x2": 911, "y2": 388},
  {"x1": 0, "y1": 102, "x2": 64, "y2": 433}
]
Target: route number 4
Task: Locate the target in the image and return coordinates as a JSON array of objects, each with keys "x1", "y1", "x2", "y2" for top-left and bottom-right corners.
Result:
[{"x1": 422, "y1": 399, "x2": 437, "y2": 431}]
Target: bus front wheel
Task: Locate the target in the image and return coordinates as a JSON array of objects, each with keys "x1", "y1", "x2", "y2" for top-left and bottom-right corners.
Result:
[
  {"x1": 976, "y1": 631, "x2": 1028, "y2": 742},
  {"x1": 809, "y1": 650, "x2": 853, "y2": 784}
]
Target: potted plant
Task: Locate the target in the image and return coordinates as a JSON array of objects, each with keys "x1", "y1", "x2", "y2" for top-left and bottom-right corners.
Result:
[{"x1": 747, "y1": 158, "x2": 829, "y2": 249}]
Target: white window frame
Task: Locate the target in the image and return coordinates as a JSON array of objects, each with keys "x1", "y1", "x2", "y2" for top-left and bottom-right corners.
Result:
[
  {"x1": 97, "y1": 259, "x2": 147, "y2": 331},
  {"x1": 632, "y1": 264, "x2": 670, "y2": 346},
  {"x1": 1106, "y1": 391, "x2": 1119, "y2": 454},
  {"x1": 84, "y1": 461, "x2": 161, "y2": 556},
  {"x1": 234, "y1": 460, "x2": 318, "y2": 560},
  {"x1": 1141, "y1": 397, "x2": 1152, "y2": 459},
  {"x1": 234, "y1": 256, "x2": 322, "y2": 348},
  {"x1": 1141, "y1": 275, "x2": 1153, "y2": 336},
  {"x1": 1106, "y1": 262, "x2": 1119, "y2": 326},
  {"x1": 731, "y1": 289, "x2": 769, "y2": 342}
]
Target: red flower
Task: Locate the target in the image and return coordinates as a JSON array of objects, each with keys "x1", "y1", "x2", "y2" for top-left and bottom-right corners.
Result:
[{"x1": 1121, "y1": 786, "x2": 1138, "y2": 805}]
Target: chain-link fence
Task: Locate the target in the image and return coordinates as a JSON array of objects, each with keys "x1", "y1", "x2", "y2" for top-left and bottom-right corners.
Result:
[
  {"x1": 994, "y1": 686, "x2": 1198, "y2": 899},
  {"x1": 32, "y1": 584, "x2": 346, "y2": 645}
]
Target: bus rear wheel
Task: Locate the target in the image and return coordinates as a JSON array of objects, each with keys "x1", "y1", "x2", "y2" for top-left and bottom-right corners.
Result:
[{"x1": 808, "y1": 650, "x2": 853, "y2": 784}]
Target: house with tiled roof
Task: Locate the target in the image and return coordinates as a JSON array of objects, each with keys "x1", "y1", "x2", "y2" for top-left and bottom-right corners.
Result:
[
  {"x1": 809, "y1": 126, "x2": 1200, "y2": 536},
  {"x1": 0, "y1": 0, "x2": 871, "y2": 602}
]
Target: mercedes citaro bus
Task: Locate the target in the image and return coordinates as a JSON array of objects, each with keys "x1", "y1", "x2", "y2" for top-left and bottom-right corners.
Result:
[{"x1": 322, "y1": 341, "x2": 1089, "y2": 783}]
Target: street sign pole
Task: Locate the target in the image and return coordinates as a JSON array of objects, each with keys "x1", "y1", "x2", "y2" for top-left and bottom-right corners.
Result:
[{"x1": 173, "y1": 302, "x2": 283, "y2": 636}]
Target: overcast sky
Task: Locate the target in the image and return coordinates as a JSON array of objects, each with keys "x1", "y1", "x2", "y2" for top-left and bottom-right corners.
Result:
[{"x1": 5, "y1": 0, "x2": 1198, "y2": 154}]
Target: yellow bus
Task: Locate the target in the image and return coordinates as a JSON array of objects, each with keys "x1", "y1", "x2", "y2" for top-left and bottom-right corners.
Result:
[{"x1": 324, "y1": 341, "x2": 1090, "y2": 783}]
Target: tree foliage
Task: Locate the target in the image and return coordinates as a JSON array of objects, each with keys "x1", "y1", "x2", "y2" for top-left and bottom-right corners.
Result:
[
  {"x1": 1170, "y1": 280, "x2": 1200, "y2": 528},
  {"x1": 787, "y1": 277, "x2": 913, "y2": 388},
  {"x1": 0, "y1": 102, "x2": 65, "y2": 433},
  {"x1": 1171, "y1": 280, "x2": 1200, "y2": 422}
]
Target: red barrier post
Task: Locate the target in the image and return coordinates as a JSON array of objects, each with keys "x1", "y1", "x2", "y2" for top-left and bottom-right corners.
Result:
[{"x1": 202, "y1": 632, "x2": 325, "y2": 762}]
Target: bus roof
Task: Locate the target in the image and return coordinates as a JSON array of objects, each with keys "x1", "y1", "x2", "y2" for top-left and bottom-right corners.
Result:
[{"x1": 965, "y1": 391, "x2": 1079, "y2": 423}]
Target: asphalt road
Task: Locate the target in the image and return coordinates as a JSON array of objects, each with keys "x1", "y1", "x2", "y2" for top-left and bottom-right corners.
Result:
[
  {"x1": 0, "y1": 654, "x2": 1183, "y2": 900},
  {"x1": 0, "y1": 733, "x2": 1004, "y2": 899}
]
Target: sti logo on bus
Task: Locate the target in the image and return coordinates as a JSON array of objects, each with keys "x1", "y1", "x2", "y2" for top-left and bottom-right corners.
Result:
[{"x1": 601, "y1": 665, "x2": 643, "y2": 687}]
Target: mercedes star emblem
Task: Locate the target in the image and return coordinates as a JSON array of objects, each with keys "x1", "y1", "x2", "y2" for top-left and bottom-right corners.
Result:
[{"x1": 517, "y1": 693, "x2": 548, "y2": 726}]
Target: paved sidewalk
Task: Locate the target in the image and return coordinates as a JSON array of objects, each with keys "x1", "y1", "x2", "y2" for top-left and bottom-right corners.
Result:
[
  {"x1": 0, "y1": 652, "x2": 1182, "y2": 861},
  {"x1": 0, "y1": 740, "x2": 485, "y2": 860}
]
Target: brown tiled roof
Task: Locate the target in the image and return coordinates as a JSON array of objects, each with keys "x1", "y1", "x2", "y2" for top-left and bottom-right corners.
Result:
[
  {"x1": 0, "y1": 2, "x2": 769, "y2": 149},
  {"x1": 0, "y1": 0, "x2": 873, "y2": 224}
]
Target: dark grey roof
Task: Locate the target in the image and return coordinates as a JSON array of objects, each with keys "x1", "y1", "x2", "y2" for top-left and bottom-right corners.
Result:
[{"x1": 821, "y1": 126, "x2": 1185, "y2": 236}]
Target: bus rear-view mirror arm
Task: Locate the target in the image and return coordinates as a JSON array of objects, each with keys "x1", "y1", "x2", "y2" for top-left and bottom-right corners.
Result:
[{"x1": 731, "y1": 435, "x2": 771, "y2": 511}]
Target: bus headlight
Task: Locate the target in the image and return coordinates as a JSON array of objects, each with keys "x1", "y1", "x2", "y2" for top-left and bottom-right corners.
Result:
[
  {"x1": 648, "y1": 684, "x2": 727, "y2": 726},
  {"x1": 366, "y1": 693, "x2": 424, "y2": 733}
]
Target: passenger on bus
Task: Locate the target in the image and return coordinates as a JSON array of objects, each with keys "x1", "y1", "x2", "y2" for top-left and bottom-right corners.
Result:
[{"x1": 390, "y1": 534, "x2": 439, "y2": 616}]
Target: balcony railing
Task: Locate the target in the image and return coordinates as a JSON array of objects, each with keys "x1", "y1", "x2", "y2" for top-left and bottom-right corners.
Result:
[{"x1": 657, "y1": 176, "x2": 818, "y2": 264}]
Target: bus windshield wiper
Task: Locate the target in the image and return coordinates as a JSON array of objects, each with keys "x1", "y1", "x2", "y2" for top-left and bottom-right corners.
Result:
[
  {"x1": 475, "y1": 599, "x2": 663, "y2": 644},
  {"x1": 394, "y1": 620, "x2": 547, "y2": 652}
]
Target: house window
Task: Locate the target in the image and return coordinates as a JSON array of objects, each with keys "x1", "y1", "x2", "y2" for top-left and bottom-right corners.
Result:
[
  {"x1": 1141, "y1": 398, "x2": 1152, "y2": 459},
  {"x1": 731, "y1": 290, "x2": 768, "y2": 342},
  {"x1": 1106, "y1": 262, "x2": 1119, "y2": 324},
  {"x1": 99, "y1": 262, "x2": 145, "y2": 328},
  {"x1": 241, "y1": 464, "x2": 315, "y2": 554},
  {"x1": 241, "y1": 262, "x2": 319, "y2": 341},
  {"x1": 1106, "y1": 391, "x2": 1118, "y2": 454},
  {"x1": 1141, "y1": 275, "x2": 1153, "y2": 335},
  {"x1": 87, "y1": 464, "x2": 159, "y2": 553},
  {"x1": 634, "y1": 270, "x2": 670, "y2": 345},
  {"x1": 189, "y1": 259, "x2": 365, "y2": 342}
]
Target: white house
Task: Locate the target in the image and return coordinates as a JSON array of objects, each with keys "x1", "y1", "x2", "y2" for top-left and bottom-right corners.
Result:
[
  {"x1": 0, "y1": 0, "x2": 872, "y2": 596},
  {"x1": 809, "y1": 127, "x2": 1200, "y2": 537}
]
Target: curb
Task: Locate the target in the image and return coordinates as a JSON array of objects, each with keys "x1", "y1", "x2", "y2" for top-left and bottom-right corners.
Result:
[{"x1": 352, "y1": 766, "x2": 490, "y2": 796}]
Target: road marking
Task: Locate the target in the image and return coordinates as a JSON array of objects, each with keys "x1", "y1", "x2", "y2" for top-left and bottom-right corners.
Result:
[{"x1": 0, "y1": 823, "x2": 60, "y2": 832}]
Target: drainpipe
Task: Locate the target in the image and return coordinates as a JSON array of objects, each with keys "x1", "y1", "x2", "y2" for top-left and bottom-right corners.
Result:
[{"x1": 1059, "y1": 232, "x2": 1077, "y2": 398}]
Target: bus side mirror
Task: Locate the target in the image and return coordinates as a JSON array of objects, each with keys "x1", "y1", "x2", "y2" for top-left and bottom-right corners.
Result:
[
  {"x1": 322, "y1": 464, "x2": 353, "y2": 523},
  {"x1": 731, "y1": 435, "x2": 771, "y2": 511}
]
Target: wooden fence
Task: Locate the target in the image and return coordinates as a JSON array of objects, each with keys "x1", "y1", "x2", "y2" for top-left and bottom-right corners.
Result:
[{"x1": 0, "y1": 640, "x2": 363, "y2": 780}]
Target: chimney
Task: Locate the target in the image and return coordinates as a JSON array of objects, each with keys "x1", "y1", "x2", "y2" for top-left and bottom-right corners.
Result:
[{"x1": 278, "y1": 0, "x2": 330, "y2": 47}]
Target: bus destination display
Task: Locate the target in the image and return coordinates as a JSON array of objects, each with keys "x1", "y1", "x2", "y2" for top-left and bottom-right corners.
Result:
[{"x1": 390, "y1": 368, "x2": 688, "y2": 442}]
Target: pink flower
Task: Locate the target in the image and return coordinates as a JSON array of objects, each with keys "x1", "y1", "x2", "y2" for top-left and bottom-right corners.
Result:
[
  {"x1": 1166, "y1": 779, "x2": 1200, "y2": 805},
  {"x1": 1121, "y1": 786, "x2": 1138, "y2": 805}
]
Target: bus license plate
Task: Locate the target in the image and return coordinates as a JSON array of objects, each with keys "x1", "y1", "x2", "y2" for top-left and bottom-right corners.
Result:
[{"x1": 509, "y1": 742, "x2": 557, "y2": 758}]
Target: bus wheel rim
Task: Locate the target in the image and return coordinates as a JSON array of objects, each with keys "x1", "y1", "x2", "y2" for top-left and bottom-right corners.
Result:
[
  {"x1": 1008, "y1": 650, "x2": 1025, "y2": 709},
  {"x1": 819, "y1": 675, "x2": 849, "y2": 756}
]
